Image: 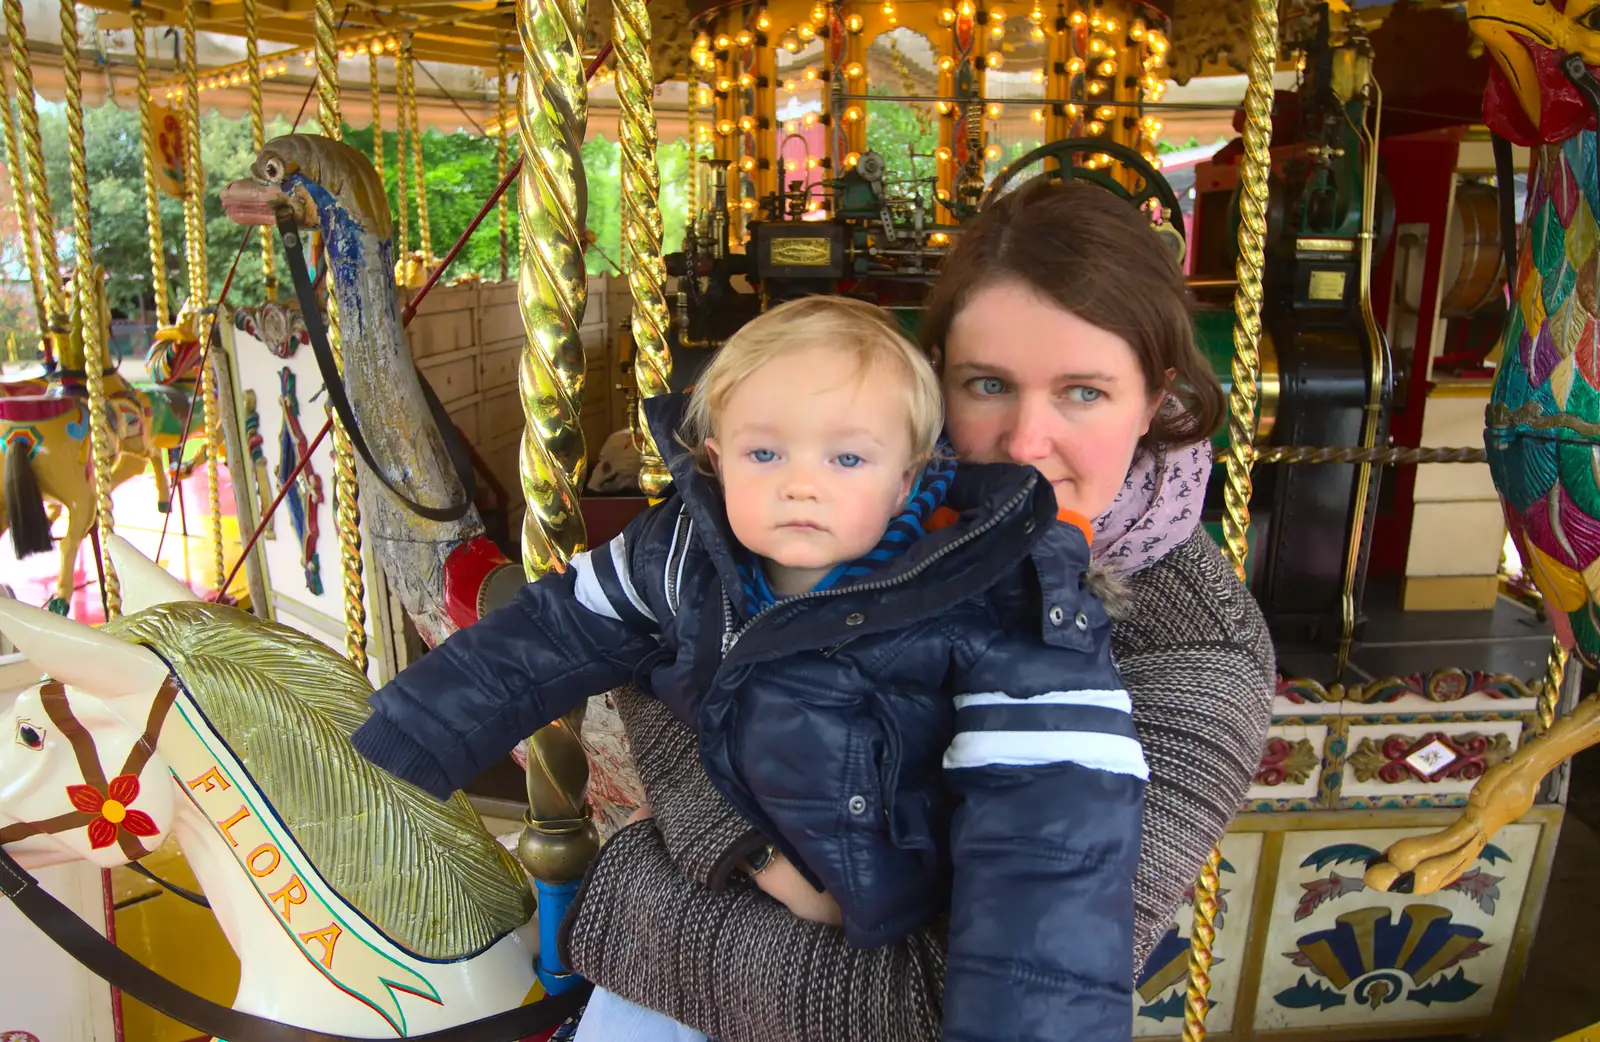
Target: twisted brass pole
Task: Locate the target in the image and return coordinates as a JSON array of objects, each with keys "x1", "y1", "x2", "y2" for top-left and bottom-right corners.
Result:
[
  {"x1": 245, "y1": 0, "x2": 274, "y2": 300},
  {"x1": 497, "y1": 41, "x2": 511, "y2": 282},
  {"x1": 403, "y1": 38, "x2": 432, "y2": 265},
  {"x1": 5, "y1": 0, "x2": 64, "y2": 349},
  {"x1": 1184, "y1": 0, "x2": 1277, "y2": 1036},
  {"x1": 132, "y1": 3, "x2": 171, "y2": 328},
  {"x1": 62, "y1": 0, "x2": 120, "y2": 617},
  {"x1": 514, "y1": 0, "x2": 597, "y2": 901},
  {"x1": 1540, "y1": 636, "x2": 1568, "y2": 734},
  {"x1": 315, "y1": 0, "x2": 369, "y2": 673},
  {"x1": 395, "y1": 53, "x2": 410, "y2": 263},
  {"x1": 369, "y1": 49, "x2": 385, "y2": 192},
  {"x1": 615, "y1": 0, "x2": 670, "y2": 496},
  {"x1": 0, "y1": 69, "x2": 47, "y2": 344}
]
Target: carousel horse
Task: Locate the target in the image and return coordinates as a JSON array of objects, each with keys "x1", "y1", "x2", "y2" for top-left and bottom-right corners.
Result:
[
  {"x1": 219, "y1": 136, "x2": 644, "y2": 849},
  {"x1": 0, "y1": 276, "x2": 208, "y2": 615},
  {"x1": 1367, "y1": 0, "x2": 1600, "y2": 893},
  {"x1": 0, "y1": 536, "x2": 540, "y2": 1034}
]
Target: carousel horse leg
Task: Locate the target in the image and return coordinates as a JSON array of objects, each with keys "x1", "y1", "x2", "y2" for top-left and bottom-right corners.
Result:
[
  {"x1": 1365, "y1": 694, "x2": 1600, "y2": 893},
  {"x1": 48, "y1": 494, "x2": 94, "y2": 616},
  {"x1": 147, "y1": 449, "x2": 172, "y2": 513}
]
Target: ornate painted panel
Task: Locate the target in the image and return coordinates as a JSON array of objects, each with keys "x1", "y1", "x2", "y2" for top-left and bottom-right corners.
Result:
[
  {"x1": 1133, "y1": 832, "x2": 1265, "y2": 1037},
  {"x1": 1340, "y1": 720, "x2": 1524, "y2": 802},
  {"x1": 1252, "y1": 822, "x2": 1543, "y2": 1032},
  {"x1": 1248, "y1": 724, "x2": 1328, "y2": 804}
]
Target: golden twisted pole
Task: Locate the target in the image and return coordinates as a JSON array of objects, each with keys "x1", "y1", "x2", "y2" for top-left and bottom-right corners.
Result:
[
  {"x1": 497, "y1": 41, "x2": 511, "y2": 281},
  {"x1": 5, "y1": 0, "x2": 64, "y2": 347},
  {"x1": 615, "y1": 0, "x2": 670, "y2": 496},
  {"x1": 315, "y1": 0, "x2": 369, "y2": 672},
  {"x1": 1539, "y1": 636, "x2": 1568, "y2": 734},
  {"x1": 395, "y1": 55, "x2": 410, "y2": 263},
  {"x1": 1222, "y1": 445, "x2": 1487, "y2": 466},
  {"x1": 403, "y1": 38, "x2": 432, "y2": 264},
  {"x1": 132, "y1": 3, "x2": 171, "y2": 328},
  {"x1": 369, "y1": 49, "x2": 384, "y2": 190},
  {"x1": 513, "y1": 0, "x2": 598, "y2": 901},
  {"x1": 181, "y1": 1, "x2": 225, "y2": 600},
  {"x1": 245, "y1": 0, "x2": 274, "y2": 300},
  {"x1": 0, "y1": 69, "x2": 47, "y2": 343},
  {"x1": 61, "y1": 0, "x2": 120, "y2": 617},
  {"x1": 1184, "y1": 0, "x2": 1277, "y2": 1038}
]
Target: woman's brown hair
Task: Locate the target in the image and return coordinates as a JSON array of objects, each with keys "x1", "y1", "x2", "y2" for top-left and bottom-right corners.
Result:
[{"x1": 920, "y1": 177, "x2": 1225, "y2": 449}]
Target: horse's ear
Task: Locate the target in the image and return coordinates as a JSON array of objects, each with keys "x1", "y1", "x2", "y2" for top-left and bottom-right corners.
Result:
[
  {"x1": 105, "y1": 535, "x2": 203, "y2": 613},
  {"x1": 0, "y1": 599, "x2": 167, "y2": 699}
]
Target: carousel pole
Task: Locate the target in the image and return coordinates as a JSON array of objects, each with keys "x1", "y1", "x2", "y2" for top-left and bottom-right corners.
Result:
[
  {"x1": 514, "y1": 0, "x2": 596, "y2": 994},
  {"x1": 4, "y1": 0, "x2": 65, "y2": 359},
  {"x1": 182, "y1": 0, "x2": 226, "y2": 603},
  {"x1": 132, "y1": 1, "x2": 171, "y2": 327},
  {"x1": 402, "y1": 36, "x2": 432, "y2": 265},
  {"x1": 395, "y1": 47, "x2": 410, "y2": 267},
  {"x1": 314, "y1": 0, "x2": 369, "y2": 672},
  {"x1": 245, "y1": 0, "x2": 274, "y2": 300},
  {"x1": 370, "y1": 48, "x2": 385, "y2": 203},
  {"x1": 60, "y1": 0, "x2": 120, "y2": 616},
  {"x1": 497, "y1": 39, "x2": 511, "y2": 282},
  {"x1": 0, "y1": 71, "x2": 47, "y2": 346},
  {"x1": 615, "y1": 0, "x2": 669, "y2": 496},
  {"x1": 1183, "y1": 0, "x2": 1277, "y2": 1037}
]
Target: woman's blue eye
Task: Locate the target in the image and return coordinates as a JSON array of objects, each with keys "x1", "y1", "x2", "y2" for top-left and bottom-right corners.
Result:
[
  {"x1": 1066, "y1": 386, "x2": 1104, "y2": 404},
  {"x1": 836, "y1": 453, "x2": 863, "y2": 468},
  {"x1": 971, "y1": 376, "x2": 1007, "y2": 396},
  {"x1": 749, "y1": 448, "x2": 777, "y2": 463}
]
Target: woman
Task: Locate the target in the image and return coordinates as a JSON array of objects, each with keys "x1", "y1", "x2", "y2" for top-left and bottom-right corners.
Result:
[{"x1": 560, "y1": 178, "x2": 1277, "y2": 1042}]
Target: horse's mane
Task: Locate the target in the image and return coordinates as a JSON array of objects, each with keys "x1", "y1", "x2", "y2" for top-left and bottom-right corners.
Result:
[{"x1": 106, "y1": 602, "x2": 534, "y2": 961}]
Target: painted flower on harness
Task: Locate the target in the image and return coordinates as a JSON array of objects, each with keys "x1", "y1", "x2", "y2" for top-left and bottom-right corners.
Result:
[{"x1": 66, "y1": 774, "x2": 159, "y2": 850}]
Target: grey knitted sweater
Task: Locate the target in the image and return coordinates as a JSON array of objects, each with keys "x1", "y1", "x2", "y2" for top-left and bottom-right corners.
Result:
[{"x1": 561, "y1": 527, "x2": 1276, "y2": 1041}]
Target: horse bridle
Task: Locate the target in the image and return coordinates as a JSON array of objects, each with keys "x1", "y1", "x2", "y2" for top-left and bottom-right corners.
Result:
[{"x1": 0, "y1": 669, "x2": 589, "y2": 1041}]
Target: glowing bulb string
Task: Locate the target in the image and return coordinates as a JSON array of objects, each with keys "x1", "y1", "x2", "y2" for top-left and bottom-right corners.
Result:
[{"x1": 214, "y1": 40, "x2": 620, "y2": 602}]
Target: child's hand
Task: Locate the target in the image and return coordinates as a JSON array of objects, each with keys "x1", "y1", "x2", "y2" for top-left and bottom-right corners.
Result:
[{"x1": 752, "y1": 852, "x2": 843, "y2": 926}]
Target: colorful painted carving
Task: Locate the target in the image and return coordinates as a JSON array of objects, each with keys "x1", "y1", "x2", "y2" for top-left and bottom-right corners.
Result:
[
  {"x1": 1277, "y1": 906, "x2": 1487, "y2": 1012},
  {"x1": 234, "y1": 302, "x2": 311, "y2": 359},
  {"x1": 1255, "y1": 737, "x2": 1320, "y2": 786},
  {"x1": 244, "y1": 390, "x2": 275, "y2": 540},
  {"x1": 275, "y1": 368, "x2": 324, "y2": 596},
  {"x1": 1347, "y1": 732, "x2": 1514, "y2": 785},
  {"x1": 1277, "y1": 670, "x2": 1537, "y2": 705}
]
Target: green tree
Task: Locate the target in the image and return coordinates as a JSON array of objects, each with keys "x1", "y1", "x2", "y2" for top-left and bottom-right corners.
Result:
[{"x1": 578, "y1": 134, "x2": 692, "y2": 276}]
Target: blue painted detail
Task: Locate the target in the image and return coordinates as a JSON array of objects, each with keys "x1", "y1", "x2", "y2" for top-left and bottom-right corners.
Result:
[
  {"x1": 1135, "y1": 925, "x2": 1188, "y2": 992},
  {"x1": 1353, "y1": 970, "x2": 1405, "y2": 1009},
  {"x1": 1480, "y1": 842, "x2": 1512, "y2": 865},
  {"x1": 65, "y1": 405, "x2": 89, "y2": 442},
  {"x1": 1300, "y1": 842, "x2": 1381, "y2": 871},
  {"x1": 1407, "y1": 968, "x2": 1483, "y2": 1007},
  {"x1": 1136, "y1": 991, "x2": 1189, "y2": 1022},
  {"x1": 1274, "y1": 975, "x2": 1347, "y2": 1011},
  {"x1": 535, "y1": 877, "x2": 584, "y2": 995}
]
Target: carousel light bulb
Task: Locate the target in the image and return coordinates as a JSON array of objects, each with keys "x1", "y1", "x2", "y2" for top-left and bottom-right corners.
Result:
[
  {"x1": 807, "y1": 156, "x2": 818, "y2": 167},
  {"x1": 930, "y1": 232, "x2": 950, "y2": 245},
  {"x1": 938, "y1": 55, "x2": 955, "y2": 71},
  {"x1": 696, "y1": 33, "x2": 711, "y2": 49},
  {"x1": 304, "y1": 53, "x2": 315, "y2": 65},
  {"x1": 742, "y1": 198, "x2": 756, "y2": 212},
  {"x1": 716, "y1": 33, "x2": 732, "y2": 47},
  {"x1": 742, "y1": 156, "x2": 756, "y2": 171},
  {"x1": 1070, "y1": 9, "x2": 1085, "y2": 24},
  {"x1": 991, "y1": 24, "x2": 1004, "y2": 37},
  {"x1": 784, "y1": 78, "x2": 797, "y2": 91},
  {"x1": 847, "y1": 13, "x2": 864, "y2": 32},
  {"x1": 758, "y1": 11, "x2": 772, "y2": 30},
  {"x1": 1029, "y1": 20, "x2": 1043, "y2": 34},
  {"x1": 1087, "y1": 120, "x2": 1104, "y2": 134},
  {"x1": 936, "y1": 99, "x2": 952, "y2": 113},
  {"x1": 1032, "y1": 107, "x2": 1044, "y2": 122},
  {"x1": 785, "y1": 119, "x2": 799, "y2": 133},
  {"x1": 958, "y1": 0, "x2": 975, "y2": 15},
  {"x1": 984, "y1": 144, "x2": 1001, "y2": 159},
  {"x1": 356, "y1": 43, "x2": 368, "y2": 56},
  {"x1": 699, "y1": 86, "x2": 712, "y2": 105},
  {"x1": 787, "y1": 160, "x2": 798, "y2": 171},
  {"x1": 1097, "y1": 105, "x2": 1114, "y2": 119},
  {"x1": 939, "y1": 7, "x2": 957, "y2": 24},
  {"x1": 846, "y1": 61, "x2": 864, "y2": 78},
  {"x1": 1032, "y1": 69, "x2": 1045, "y2": 83},
  {"x1": 985, "y1": 52, "x2": 1003, "y2": 68},
  {"x1": 882, "y1": 0, "x2": 896, "y2": 17},
  {"x1": 737, "y1": 30, "x2": 753, "y2": 46},
  {"x1": 1088, "y1": 80, "x2": 1104, "y2": 94},
  {"x1": 1090, "y1": 13, "x2": 1102, "y2": 28},
  {"x1": 803, "y1": 111, "x2": 818, "y2": 125},
  {"x1": 1089, "y1": 37, "x2": 1104, "y2": 54},
  {"x1": 278, "y1": 60, "x2": 288, "y2": 72},
  {"x1": 1065, "y1": 102, "x2": 1079, "y2": 116},
  {"x1": 717, "y1": 119, "x2": 735, "y2": 134},
  {"x1": 1099, "y1": 59, "x2": 1116, "y2": 76},
  {"x1": 936, "y1": 145, "x2": 952, "y2": 161},
  {"x1": 1130, "y1": 19, "x2": 1146, "y2": 39},
  {"x1": 987, "y1": 102, "x2": 1002, "y2": 118},
  {"x1": 812, "y1": 3, "x2": 827, "y2": 22},
  {"x1": 1067, "y1": 56, "x2": 1084, "y2": 73},
  {"x1": 717, "y1": 77, "x2": 733, "y2": 91},
  {"x1": 739, "y1": 115, "x2": 755, "y2": 131},
  {"x1": 1150, "y1": 52, "x2": 1165, "y2": 67},
  {"x1": 845, "y1": 151, "x2": 860, "y2": 166},
  {"x1": 784, "y1": 34, "x2": 801, "y2": 52},
  {"x1": 1105, "y1": 18, "x2": 1118, "y2": 32},
  {"x1": 800, "y1": 24, "x2": 816, "y2": 39},
  {"x1": 803, "y1": 67, "x2": 818, "y2": 80},
  {"x1": 845, "y1": 105, "x2": 863, "y2": 121},
  {"x1": 387, "y1": 37, "x2": 399, "y2": 50}
]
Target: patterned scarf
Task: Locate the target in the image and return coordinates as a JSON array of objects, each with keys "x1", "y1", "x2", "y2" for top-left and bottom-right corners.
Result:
[
  {"x1": 1091, "y1": 419, "x2": 1213, "y2": 580},
  {"x1": 736, "y1": 448, "x2": 958, "y2": 616}
]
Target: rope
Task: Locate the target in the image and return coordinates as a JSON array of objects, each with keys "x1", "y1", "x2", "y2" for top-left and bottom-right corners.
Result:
[
  {"x1": 62, "y1": 0, "x2": 120, "y2": 617},
  {"x1": 132, "y1": 1, "x2": 171, "y2": 328},
  {"x1": 516, "y1": 0, "x2": 590, "y2": 576},
  {"x1": 615, "y1": 0, "x2": 670, "y2": 496},
  {"x1": 0, "y1": 66, "x2": 47, "y2": 344},
  {"x1": 497, "y1": 39, "x2": 510, "y2": 282},
  {"x1": 1186, "y1": 0, "x2": 1277, "y2": 1035},
  {"x1": 314, "y1": 0, "x2": 368, "y2": 673}
]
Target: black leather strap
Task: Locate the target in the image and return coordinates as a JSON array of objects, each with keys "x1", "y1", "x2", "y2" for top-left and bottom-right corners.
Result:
[
  {"x1": 0, "y1": 847, "x2": 588, "y2": 1042},
  {"x1": 126, "y1": 861, "x2": 211, "y2": 908},
  {"x1": 274, "y1": 207, "x2": 476, "y2": 523}
]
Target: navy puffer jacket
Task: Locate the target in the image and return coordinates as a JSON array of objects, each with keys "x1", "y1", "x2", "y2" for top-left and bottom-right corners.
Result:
[{"x1": 353, "y1": 395, "x2": 1147, "y2": 1042}]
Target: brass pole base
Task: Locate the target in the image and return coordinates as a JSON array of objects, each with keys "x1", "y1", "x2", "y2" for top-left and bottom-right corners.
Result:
[{"x1": 516, "y1": 813, "x2": 601, "y2": 885}]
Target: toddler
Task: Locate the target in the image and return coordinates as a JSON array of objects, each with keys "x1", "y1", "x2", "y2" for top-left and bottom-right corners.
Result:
[{"x1": 353, "y1": 296, "x2": 1147, "y2": 1042}]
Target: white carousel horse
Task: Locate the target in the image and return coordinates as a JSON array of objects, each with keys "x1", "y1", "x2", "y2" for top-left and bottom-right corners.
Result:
[{"x1": 0, "y1": 536, "x2": 540, "y2": 1036}]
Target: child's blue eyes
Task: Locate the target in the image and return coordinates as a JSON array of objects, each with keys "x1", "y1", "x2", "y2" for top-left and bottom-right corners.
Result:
[{"x1": 744, "y1": 449, "x2": 866, "y2": 467}]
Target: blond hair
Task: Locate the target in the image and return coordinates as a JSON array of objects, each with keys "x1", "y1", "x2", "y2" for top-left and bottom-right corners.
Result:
[{"x1": 682, "y1": 296, "x2": 943, "y2": 471}]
